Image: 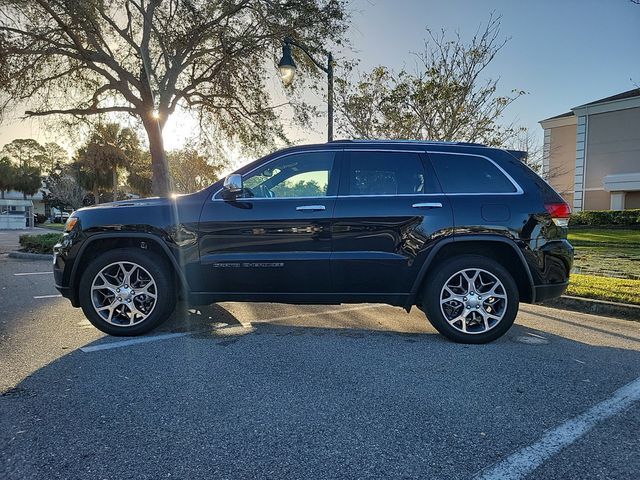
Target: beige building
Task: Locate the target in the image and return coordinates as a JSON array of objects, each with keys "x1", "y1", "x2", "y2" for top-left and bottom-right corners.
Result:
[{"x1": 539, "y1": 89, "x2": 640, "y2": 211}]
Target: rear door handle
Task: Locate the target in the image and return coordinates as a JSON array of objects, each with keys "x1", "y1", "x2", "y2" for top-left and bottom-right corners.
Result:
[
  {"x1": 296, "y1": 205, "x2": 326, "y2": 212},
  {"x1": 412, "y1": 202, "x2": 443, "y2": 209}
]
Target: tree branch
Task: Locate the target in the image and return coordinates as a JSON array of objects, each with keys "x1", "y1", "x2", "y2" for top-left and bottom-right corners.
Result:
[{"x1": 24, "y1": 106, "x2": 137, "y2": 117}]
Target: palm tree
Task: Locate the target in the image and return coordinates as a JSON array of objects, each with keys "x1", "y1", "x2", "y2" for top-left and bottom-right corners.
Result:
[
  {"x1": 0, "y1": 156, "x2": 16, "y2": 199},
  {"x1": 13, "y1": 165, "x2": 42, "y2": 199},
  {"x1": 76, "y1": 123, "x2": 142, "y2": 203}
]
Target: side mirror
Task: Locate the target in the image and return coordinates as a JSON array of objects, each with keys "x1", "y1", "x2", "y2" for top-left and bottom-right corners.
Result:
[{"x1": 222, "y1": 174, "x2": 243, "y2": 199}]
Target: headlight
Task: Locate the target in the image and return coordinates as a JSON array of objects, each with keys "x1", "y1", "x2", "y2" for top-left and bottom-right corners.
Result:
[{"x1": 64, "y1": 217, "x2": 79, "y2": 232}]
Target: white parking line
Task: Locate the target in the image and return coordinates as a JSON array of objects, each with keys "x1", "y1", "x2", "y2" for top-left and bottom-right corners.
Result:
[
  {"x1": 474, "y1": 375, "x2": 640, "y2": 480},
  {"x1": 14, "y1": 271, "x2": 52, "y2": 276},
  {"x1": 81, "y1": 332, "x2": 191, "y2": 353},
  {"x1": 33, "y1": 294, "x2": 62, "y2": 299}
]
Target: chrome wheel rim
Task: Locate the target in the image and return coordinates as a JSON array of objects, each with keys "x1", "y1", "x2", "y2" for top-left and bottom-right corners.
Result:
[
  {"x1": 90, "y1": 261, "x2": 157, "y2": 327},
  {"x1": 439, "y1": 268, "x2": 507, "y2": 335}
]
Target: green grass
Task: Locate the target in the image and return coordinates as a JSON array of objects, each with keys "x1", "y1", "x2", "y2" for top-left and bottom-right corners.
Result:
[
  {"x1": 568, "y1": 227, "x2": 640, "y2": 281},
  {"x1": 573, "y1": 246, "x2": 640, "y2": 280},
  {"x1": 36, "y1": 223, "x2": 66, "y2": 231},
  {"x1": 567, "y1": 274, "x2": 640, "y2": 305},
  {"x1": 567, "y1": 228, "x2": 640, "y2": 304},
  {"x1": 568, "y1": 228, "x2": 640, "y2": 247}
]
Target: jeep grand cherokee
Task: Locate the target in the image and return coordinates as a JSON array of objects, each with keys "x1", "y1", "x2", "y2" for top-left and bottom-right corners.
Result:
[{"x1": 54, "y1": 140, "x2": 573, "y2": 343}]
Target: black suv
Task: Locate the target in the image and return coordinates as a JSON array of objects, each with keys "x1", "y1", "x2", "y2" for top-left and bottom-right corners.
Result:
[{"x1": 54, "y1": 141, "x2": 573, "y2": 343}]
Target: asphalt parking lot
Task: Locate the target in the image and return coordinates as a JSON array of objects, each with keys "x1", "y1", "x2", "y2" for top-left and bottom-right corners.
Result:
[{"x1": 1, "y1": 255, "x2": 639, "y2": 480}]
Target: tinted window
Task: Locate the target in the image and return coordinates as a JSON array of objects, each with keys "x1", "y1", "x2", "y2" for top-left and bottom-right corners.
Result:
[
  {"x1": 346, "y1": 152, "x2": 429, "y2": 196},
  {"x1": 429, "y1": 153, "x2": 516, "y2": 193},
  {"x1": 242, "y1": 151, "x2": 334, "y2": 198}
]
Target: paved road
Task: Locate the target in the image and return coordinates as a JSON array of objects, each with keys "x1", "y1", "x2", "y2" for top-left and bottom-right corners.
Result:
[
  {"x1": 0, "y1": 228, "x2": 60, "y2": 254},
  {"x1": 1, "y1": 255, "x2": 639, "y2": 479}
]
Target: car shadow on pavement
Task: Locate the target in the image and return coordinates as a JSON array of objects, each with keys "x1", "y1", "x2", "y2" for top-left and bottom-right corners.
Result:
[
  {"x1": 2, "y1": 318, "x2": 640, "y2": 480},
  {"x1": 155, "y1": 302, "x2": 246, "y2": 333},
  {"x1": 528, "y1": 310, "x2": 640, "y2": 344}
]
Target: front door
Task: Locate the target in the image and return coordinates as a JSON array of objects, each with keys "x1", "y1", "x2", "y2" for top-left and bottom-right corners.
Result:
[
  {"x1": 331, "y1": 149, "x2": 453, "y2": 297},
  {"x1": 197, "y1": 149, "x2": 341, "y2": 296}
]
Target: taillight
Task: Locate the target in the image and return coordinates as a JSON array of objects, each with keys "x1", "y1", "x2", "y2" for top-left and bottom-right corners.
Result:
[{"x1": 545, "y1": 202, "x2": 571, "y2": 227}]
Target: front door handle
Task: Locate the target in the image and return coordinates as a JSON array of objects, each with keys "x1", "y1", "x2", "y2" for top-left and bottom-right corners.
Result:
[
  {"x1": 296, "y1": 205, "x2": 326, "y2": 212},
  {"x1": 412, "y1": 202, "x2": 443, "y2": 209}
]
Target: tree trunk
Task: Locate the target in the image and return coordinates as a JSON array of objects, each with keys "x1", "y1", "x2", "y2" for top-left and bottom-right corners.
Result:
[
  {"x1": 1, "y1": 190, "x2": 4, "y2": 199},
  {"x1": 142, "y1": 116, "x2": 171, "y2": 197},
  {"x1": 93, "y1": 183, "x2": 100, "y2": 205},
  {"x1": 113, "y1": 167, "x2": 118, "y2": 202}
]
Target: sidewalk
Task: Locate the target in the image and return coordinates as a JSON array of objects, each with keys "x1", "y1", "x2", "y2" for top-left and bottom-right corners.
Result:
[{"x1": 0, "y1": 228, "x2": 58, "y2": 254}]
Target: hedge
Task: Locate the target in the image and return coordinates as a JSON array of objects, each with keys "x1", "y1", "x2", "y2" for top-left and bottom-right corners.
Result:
[
  {"x1": 19, "y1": 233, "x2": 63, "y2": 254},
  {"x1": 569, "y1": 209, "x2": 640, "y2": 227}
]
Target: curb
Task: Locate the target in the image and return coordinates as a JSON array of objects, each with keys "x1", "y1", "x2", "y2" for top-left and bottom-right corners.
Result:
[
  {"x1": 7, "y1": 251, "x2": 53, "y2": 261},
  {"x1": 541, "y1": 295, "x2": 640, "y2": 321}
]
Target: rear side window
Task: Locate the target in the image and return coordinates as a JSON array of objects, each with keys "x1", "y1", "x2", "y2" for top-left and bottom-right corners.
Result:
[
  {"x1": 429, "y1": 153, "x2": 517, "y2": 193},
  {"x1": 344, "y1": 151, "x2": 433, "y2": 196}
]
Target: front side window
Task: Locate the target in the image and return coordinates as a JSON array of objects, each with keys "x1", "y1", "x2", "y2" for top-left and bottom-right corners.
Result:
[
  {"x1": 241, "y1": 151, "x2": 335, "y2": 198},
  {"x1": 345, "y1": 151, "x2": 429, "y2": 196},
  {"x1": 429, "y1": 153, "x2": 517, "y2": 193}
]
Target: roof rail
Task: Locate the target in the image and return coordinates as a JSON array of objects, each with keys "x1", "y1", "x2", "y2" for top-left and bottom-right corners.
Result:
[{"x1": 328, "y1": 139, "x2": 486, "y2": 147}]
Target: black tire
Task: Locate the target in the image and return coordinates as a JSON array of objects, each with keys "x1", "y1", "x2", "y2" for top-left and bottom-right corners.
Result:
[
  {"x1": 422, "y1": 255, "x2": 519, "y2": 344},
  {"x1": 79, "y1": 248, "x2": 176, "y2": 336}
]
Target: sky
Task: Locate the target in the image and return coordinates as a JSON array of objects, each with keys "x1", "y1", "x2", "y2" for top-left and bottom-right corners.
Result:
[{"x1": 0, "y1": 0, "x2": 639, "y2": 157}]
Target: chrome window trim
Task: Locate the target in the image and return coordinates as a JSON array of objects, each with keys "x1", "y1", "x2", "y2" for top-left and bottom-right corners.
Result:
[
  {"x1": 426, "y1": 150, "x2": 524, "y2": 195},
  {"x1": 211, "y1": 148, "x2": 524, "y2": 201},
  {"x1": 336, "y1": 193, "x2": 443, "y2": 199},
  {"x1": 214, "y1": 192, "x2": 447, "y2": 201},
  {"x1": 213, "y1": 195, "x2": 337, "y2": 202}
]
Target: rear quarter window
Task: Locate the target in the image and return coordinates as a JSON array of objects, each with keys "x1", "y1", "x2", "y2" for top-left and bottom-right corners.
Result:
[{"x1": 429, "y1": 153, "x2": 517, "y2": 194}]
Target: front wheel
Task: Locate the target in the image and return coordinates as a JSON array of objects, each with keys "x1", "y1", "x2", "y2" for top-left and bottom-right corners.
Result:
[
  {"x1": 79, "y1": 248, "x2": 176, "y2": 336},
  {"x1": 422, "y1": 255, "x2": 519, "y2": 344}
]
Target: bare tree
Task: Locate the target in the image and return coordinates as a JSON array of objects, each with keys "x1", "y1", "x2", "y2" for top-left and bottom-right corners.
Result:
[
  {"x1": 45, "y1": 172, "x2": 87, "y2": 210},
  {"x1": 507, "y1": 128, "x2": 573, "y2": 198},
  {"x1": 335, "y1": 15, "x2": 524, "y2": 146},
  {"x1": 0, "y1": 0, "x2": 350, "y2": 195},
  {"x1": 505, "y1": 128, "x2": 543, "y2": 172}
]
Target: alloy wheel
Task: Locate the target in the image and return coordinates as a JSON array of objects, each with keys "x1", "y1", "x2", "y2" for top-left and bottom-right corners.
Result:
[
  {"x1": 90, "y1": 261, "x2": 158, "y2": 326},
  {"x1": 439, "y1": 268, "x2": 508, "y2": 334}
]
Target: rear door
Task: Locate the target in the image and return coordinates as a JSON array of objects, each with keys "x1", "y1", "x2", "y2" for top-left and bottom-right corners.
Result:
[{"x1": 331, "y1": 149, "x2": 453, "y2": 297}]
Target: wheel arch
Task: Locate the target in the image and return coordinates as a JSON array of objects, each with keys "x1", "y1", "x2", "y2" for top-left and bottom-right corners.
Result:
[
  {"x1": 69, "y1": 233, "x2": 189, "y2": 306},
  {"x1": 407, "y1": 235, "x2": 535, "y2": 310}
]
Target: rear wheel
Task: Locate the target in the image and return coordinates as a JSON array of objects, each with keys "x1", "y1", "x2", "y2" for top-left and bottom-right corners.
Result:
[
  {"x1": 422, "y1": 255, "x2": 519, "y2": 344},
  {"x1": 79, "y1": 248, "x2": 176, "y2": 336}
]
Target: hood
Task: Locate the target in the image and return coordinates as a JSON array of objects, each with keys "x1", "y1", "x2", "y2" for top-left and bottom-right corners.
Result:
[{"x1": 83, "y1": 197, "x2": 169, "y2": 210}]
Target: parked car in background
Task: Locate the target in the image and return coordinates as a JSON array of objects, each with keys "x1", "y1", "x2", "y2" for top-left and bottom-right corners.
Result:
[
  {"x1": 51, "y1": 208, "x2": 71, "y2": 223},
  {"x1": 27, "y1": 213, "x2": 46, "y2": 227},
  {"x1": 53, "y1": 140, "x2": 573, "y2": 344}
]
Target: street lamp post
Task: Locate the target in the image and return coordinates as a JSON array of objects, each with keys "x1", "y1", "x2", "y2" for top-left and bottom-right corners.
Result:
[{"x1": 277, "y1": 37, "x2": 334, "y2": 142}]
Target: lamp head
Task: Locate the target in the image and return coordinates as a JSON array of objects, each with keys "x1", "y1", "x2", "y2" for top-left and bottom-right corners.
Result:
[{"x1": 278, "y1": 42, "x2": 297, "y2": 86}]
